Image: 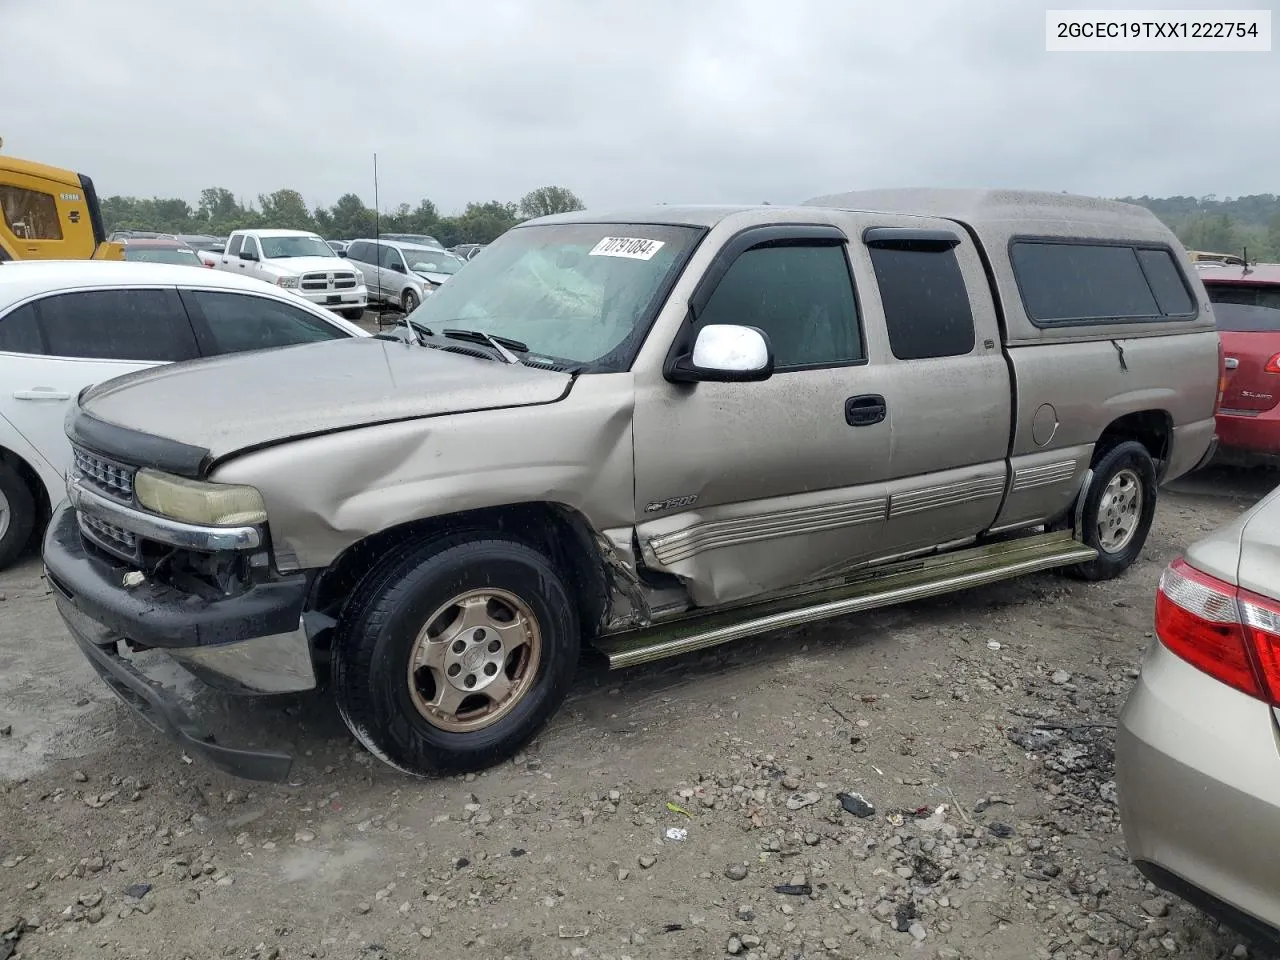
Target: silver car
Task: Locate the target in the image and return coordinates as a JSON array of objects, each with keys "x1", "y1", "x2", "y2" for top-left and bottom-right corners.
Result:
[
  {"x1": 343, "y1": 239, "x2": 462, "y2": 313},
  {"x1": 1117, "y1": 483, "x2": 1280, "y2": 943}
]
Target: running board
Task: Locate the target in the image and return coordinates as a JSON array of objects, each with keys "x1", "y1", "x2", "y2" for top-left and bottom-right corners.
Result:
[{"x1": 592, "y1": 531, "x2": 1096, "y2": 669}]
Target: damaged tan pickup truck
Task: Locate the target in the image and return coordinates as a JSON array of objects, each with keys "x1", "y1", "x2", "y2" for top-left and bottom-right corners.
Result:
[{"x1": 43, "y1": 189, "x2": 1221, "y2": 780}]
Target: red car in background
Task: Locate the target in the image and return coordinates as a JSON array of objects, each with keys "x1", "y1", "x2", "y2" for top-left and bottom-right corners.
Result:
[{"x1": 1201, "y1": 263, "x2": 1280, "y2": 465}]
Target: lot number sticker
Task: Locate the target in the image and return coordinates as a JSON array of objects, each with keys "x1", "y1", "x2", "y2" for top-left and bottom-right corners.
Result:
[{"x1": 589, "y1": 236, "x2": 665, "y2": 260}]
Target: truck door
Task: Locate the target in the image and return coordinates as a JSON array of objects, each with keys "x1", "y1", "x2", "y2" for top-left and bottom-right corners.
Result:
[
  {"x1": 632, "y1": 224, "x2": 896, "y2": 608},
  {"x1": 240, "y1": 235, "x2": 264, "y2": 280},
  {"x1": 221, "y1": 233, "x2": 244, "y2": 270},
  {"x1": 858, "y1": 222, "x2": 1012, "y2": 553}
]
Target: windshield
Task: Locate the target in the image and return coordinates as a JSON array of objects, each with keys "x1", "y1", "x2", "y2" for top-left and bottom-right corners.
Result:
[
  {"x1": 1207, "y1": 283, "x2": 1280, "y2": 331},
  {"x1": 124, "y1": 247, "x2": 204, "y2": 266},
  {"x1": 408, "y1": 252, "x2": 463, "y2": 276},
  {"x1": 259, "y1": 235, "x2": 336, "y2": 259},
  {"x1": 405, "y1": 222, "x2": 702, "y2": 370}
]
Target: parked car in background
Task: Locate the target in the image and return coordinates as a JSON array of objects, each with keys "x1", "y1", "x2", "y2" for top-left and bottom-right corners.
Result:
[
  {"x1": 121, "y1": 237, "x2": 205, "y2": 268},
  {"x1": 0, "y1": 260, "x2": 367, "y2": 568},
  {"x1": 108, "y1": 230, "x2": 162, "y2": 242},
  {"x1": 344, "y1": 238, "x2": 457, "y2": 313},
  {"x1": 381, "y1": 232, "x2": 443, "y2": 249},
  {"x1": 176, "y1": 234, "x2": 224, "y2": 255},
  {"x1": 327, "y1": 239, "x2": 349, "y2": 254},
  {"x1": 1117, "y1": 482, "x2": 1280, "y2": 949},
  {"x1": 41, "y1": 189, "x2": 1219, "y2": 780},
  {"x1": 215, "y1": 229, "x2": 367, "y2": 320},
  {"x1": 449, "y1": 243, "x2": 485, "y2": 261},
  {"x1": 1189, "y1": 250, "x2": 1246, "y2": 266},
  {"x1": 1199, "y1": 263, "x2": 1280, "y2": 465}
]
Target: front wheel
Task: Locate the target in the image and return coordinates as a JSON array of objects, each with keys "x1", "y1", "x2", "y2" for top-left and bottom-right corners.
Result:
[
  {"x1": 333, "y1": 534, "x2": 580, "y2": 776},
  {"x1": 340, "y1": 308, "x2": 365, "y2": 321},
  {"x1": 1064, "y1": 440, "x2": 1157, "y2": 581},
  {"x1": 401, "y1": 289, "x2": 420, "y2": 314},
  {"x1": 0, "y1": 461, "x2": 36, "y2": 570}
]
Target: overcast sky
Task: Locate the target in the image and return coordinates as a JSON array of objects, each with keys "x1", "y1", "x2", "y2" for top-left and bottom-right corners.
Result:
[{"x1": 2, "y1": 0, "x2": 1273, "y2": 214}]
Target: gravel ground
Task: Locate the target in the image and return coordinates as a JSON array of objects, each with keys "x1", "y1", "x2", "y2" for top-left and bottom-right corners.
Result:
[{"x1": 1, "y1": 467, "x2": 1276, "y2": 960}]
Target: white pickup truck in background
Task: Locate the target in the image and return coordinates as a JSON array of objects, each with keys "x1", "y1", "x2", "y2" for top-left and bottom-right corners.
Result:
[{"x1": 216, "y1": 229, "x2": 368, "y2": 320}]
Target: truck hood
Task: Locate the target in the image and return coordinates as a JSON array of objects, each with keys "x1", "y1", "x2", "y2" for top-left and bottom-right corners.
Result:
[
  {"x1": 260, "y1": 255, "x2": 354, "y2": 275},
  {"x1": 76, "y1": 337, "x2": 572, "y2": 466}
]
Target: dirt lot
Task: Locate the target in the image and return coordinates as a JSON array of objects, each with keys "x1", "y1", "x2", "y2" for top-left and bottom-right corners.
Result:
[{"x1": 1, "y1": 467, "x2": 1276, "y2": 960}]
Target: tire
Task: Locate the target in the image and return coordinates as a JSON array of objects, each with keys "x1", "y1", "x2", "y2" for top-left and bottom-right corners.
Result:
[
  {"x1": 333, "y1": 534, "x2": 580, "y2": 776},
  {"x1": 0, "y1": 461, "x2": 36, "y2": 571},
  {"x1": 401, "y1": 289, "x2": 420, "y2": 314},
  {"x1": 1064, "y1": 440, "x2": 1158, "y2": 581},
  {"x1": 340, "y1": 308, "x2": 365, "y2": 321}
]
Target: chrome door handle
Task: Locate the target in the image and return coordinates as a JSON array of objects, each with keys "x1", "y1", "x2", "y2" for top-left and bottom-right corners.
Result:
[
  {"x1": 1224, "y1": 356, "x2": 1239, "y2": 369},
  {"x1": 14, "y1": 388, "x2": 71, "y2": 400}
]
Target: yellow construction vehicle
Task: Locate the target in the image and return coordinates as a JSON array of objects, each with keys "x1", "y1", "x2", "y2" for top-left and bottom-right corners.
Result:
[{"x1": 0, "y1": 140, "x2": 123, "y2": 261}]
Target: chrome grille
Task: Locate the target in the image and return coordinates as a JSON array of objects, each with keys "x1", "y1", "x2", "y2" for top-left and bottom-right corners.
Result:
[
  {"x1": 79, "y1": 513, "x2": 141, "y2": 562},
  {"x1": 73, "y1": 447, "x2": 136, "y2": 501},
  {"x1": 300, "y1": 271, "x2": 358, "y2": 292}
]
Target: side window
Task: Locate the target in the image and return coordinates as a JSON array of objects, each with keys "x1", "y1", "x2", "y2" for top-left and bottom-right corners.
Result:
[
  {"x1": 379, "y1": 245, "x2": 403, "y2": 270},
  {"x1": 347, "y1": 241, "x2": 368, "y2": 262},
  {"x1": 227, "y1": 234, "x2": 244, "y2": 257},
  {"x1": 1010, "y1": 241, "x2": 1197, "y2": 325},
  {"x1": 0, "y1": 186, "x2": 63, "y2": 240},
  {"x1": 1137, "y1": 248, "x2": 1194, "y2": 316},
  {"x1": 868, "y1": 246, "x2": 976, "y2": 360},
  {"x1": 34, "y1": 289, "x2": 196, "y2": 361},
  {"x1": 242, "y1": 236, "x2": 259, "y2": 258},
  {"x1": 185, "y1": 290, "x2": 349, "y2": 356},
  {"x1": 0, "y1": 304, "x2": 43, "y2": 354},
  {"x1": 697, "y1": 244, "x2": 863, "y2": 369}
]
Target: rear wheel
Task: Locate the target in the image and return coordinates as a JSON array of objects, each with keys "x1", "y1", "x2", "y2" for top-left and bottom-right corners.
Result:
[
  {"x1": 0, "y1": 461, "x2": 36, "y2": 570},
  {"x1": 333, "y1": 534, "x2": 579, "y2": 776},
  {"x1": 401, "y1": 289, "x2": 420, "y2": 314},
  {"x1": 1065, "y1": 440, "x2": 1158, "y2": 581}
]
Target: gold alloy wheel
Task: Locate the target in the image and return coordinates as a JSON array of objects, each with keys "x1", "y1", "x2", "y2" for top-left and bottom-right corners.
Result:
[{"x1": 406, "y1": 588, "x2": 542, "y2": 732}]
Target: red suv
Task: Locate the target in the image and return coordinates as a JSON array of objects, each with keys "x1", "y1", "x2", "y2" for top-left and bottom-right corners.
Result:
[{"x1": 1202, "y1": 263, "x2": 1280, "y2": 465}]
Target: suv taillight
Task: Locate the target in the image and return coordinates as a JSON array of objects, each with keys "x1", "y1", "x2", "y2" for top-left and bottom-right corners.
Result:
[{"x1": 1156, "y1": 558, "x2": 1280, "y2": 703}]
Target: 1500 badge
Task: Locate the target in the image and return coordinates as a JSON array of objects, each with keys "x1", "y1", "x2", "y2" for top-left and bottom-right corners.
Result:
[{"x1": 644, "y1": 495, "x2": 699, "y2": 513}]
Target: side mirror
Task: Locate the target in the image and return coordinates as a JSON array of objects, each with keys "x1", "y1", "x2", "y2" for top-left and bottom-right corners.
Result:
[
  {"x1": 389, "y1": 262, "x2": 406, "y2": 274},
  {"x1": 666, "y1": 324, "x2": 773, "y2": 383},
  {"x1": 337, "y1": 249, "x2": 348, "y2": 258},
  {"x1": 239, "y1": 249, "x2": 258, "y2": 262}
]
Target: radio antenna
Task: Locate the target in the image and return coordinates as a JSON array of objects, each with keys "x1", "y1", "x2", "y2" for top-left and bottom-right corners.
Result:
[{"x1": 373, "y1": 152, "x2": 380, "y2": 243}]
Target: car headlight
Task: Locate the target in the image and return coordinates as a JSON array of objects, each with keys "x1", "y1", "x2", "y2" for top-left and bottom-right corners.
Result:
[
  {"x1": 135, "y1": 470, "x2": 267, "y2": 526},
  {"x1": 276, "y1": 276, "x2": 299, "y2": 289}
]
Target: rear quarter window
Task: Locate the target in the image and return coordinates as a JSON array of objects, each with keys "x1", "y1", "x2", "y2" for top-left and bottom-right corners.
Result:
[{"x1": 1010, "y1": 240, "x2": 1197, "y2": 326}]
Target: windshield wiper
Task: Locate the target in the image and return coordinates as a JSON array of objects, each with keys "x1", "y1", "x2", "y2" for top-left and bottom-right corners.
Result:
[{"x1": 442, "y1": 328, "x2": 527, "y2": 365}]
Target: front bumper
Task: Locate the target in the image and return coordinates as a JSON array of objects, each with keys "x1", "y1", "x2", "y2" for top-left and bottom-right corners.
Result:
[
  {"x1": 1116, "y1": 640, "x2": 1280, "y2": 942},
  {"x1": 43, "y1": 501, "x2": 315, "y2": 780},
  {"x1": 294, "y1": 287, "x2": 367, "y2": 311}
]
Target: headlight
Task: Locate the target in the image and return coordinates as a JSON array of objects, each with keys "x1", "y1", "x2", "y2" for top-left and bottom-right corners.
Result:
[
  {"x1": 134, "y1": 470, "x2": 267, "y2": 526},
  {"x1": 276, "y1": 276, "x2": 299, "y2": 289}
]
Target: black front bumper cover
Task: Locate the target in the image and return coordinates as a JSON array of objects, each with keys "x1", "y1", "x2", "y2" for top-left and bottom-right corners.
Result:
[{"x1": 44, "y1": 501, "x2": 309, "y2": 781}]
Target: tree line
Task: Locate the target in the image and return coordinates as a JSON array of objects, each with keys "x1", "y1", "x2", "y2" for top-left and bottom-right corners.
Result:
[
  {"x1": 1120, "y1": 193, "x2": 1280, "y2": 261},
  {"x1": 101, "y1": 183, "x2": 1280, "y2": 261},
  {"x1": 100, "y1": 185, "x2": 585, "y2": 247}
]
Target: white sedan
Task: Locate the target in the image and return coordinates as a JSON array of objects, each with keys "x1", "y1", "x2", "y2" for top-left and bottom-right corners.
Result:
[{"x1": 0, "y1": 260, "x2": 367, "y2": 568}]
